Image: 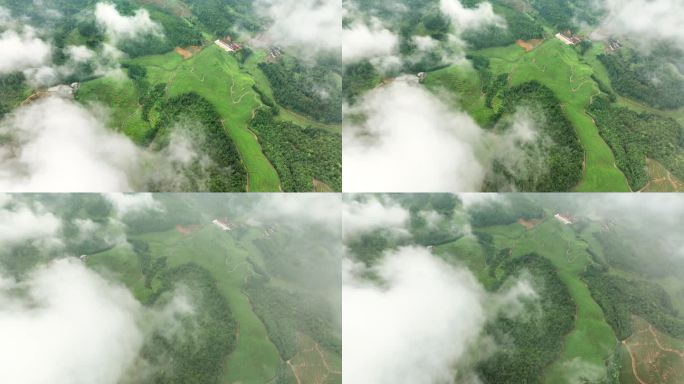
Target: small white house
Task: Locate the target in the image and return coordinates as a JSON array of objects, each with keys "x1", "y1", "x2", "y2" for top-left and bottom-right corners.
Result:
[
  {"x1": 215, "y1": 39, "x2": 235, "y2": 52},
  {"x1": 212, "y1": 219, "x2": 232, "y2": 231},
  {"x1": 554, "y1": 213, "x2": 573, "y2": 225},
  {"x1": 555, "y1": 33, "x2": 575, "y2": 45}
]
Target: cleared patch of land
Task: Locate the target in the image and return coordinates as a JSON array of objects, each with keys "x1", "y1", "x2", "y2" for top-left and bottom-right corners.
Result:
[
  {"x1": 639, "y1": 159, "x2": 684, "y2": 192},
  {"x1": 175, "y1": 46, "x2": 201, "y2": 60},
  {"x1": 516, "y1": 38, "x2": 544, "y2": 52},
  {"x1": 622, "y1": 316, "x2": 684, "y2": 384},
  {"x1": 517, "y1": 217, "x2": 542, "y2": 230},
  {"x1": 288, "y1": 333, "x2": 342, "y2": 384}
]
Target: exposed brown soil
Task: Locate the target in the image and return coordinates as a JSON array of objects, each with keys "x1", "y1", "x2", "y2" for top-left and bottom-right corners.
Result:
[
  {"x1": 516, "y1": 39, "x2": 543, "y2": 52},
  {"x1": 176, "y1": 224, "x2": 199, "y2": 235},
  {"x1": 313, "y1": 179, "x2": 333, "y2": 192},
  {"x1": 517, "y1": 218, "x2": 542, "y2": 230},
  {"x1": 175, "y1": 46, "x2": 201, "y2": 60}
]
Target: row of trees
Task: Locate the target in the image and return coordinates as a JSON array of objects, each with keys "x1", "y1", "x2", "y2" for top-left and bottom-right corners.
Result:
[
  {"x1": 478, "y1": 253, "x2": 576, "y2": 383},
  {"x1": 589, "y1": 95, "x2": 684, "y2": 190},
  {"x1": 0, "y1": 72, "x2": 27, "y2": 118},
  {"x1": 142, "y1": 262, "x2": 239, "y2": 383},
  {"x1": 526, "y1": 0, "x2": 600, "y2": 31},
  {"x1": 468, "y1": 195, "x2": 544, "y2": 227},
  {"x1": 462, "y1": 5, "x2": 543, "y2": 50},
  {"x1": 583, "y1": 265, "x2": 684, "y2": 340},
  {"x1": 599, "y1": 50, "x2": 684, "y2": 110},
  {"x1": 249, "y1": 109, "x2": 341, "y2": 191},
  {"x1": 243, "y1": 235, "x2": 341, "y2": 361},
  {"x1": 259, "y1": 59, "x2": 342, "y2": 124},
  {"x1": 183, "y1": 0, "x2": 260, "y2": 37},
  {"x1": 150, "y1": 92, "x2": 248, "y2": 191},
  {"x1": 489, "y1": 81, "x2": 584, "y2": 191},
  {"x1": 244, "y1": 276, "x2": 341, "y2": 360},
  {"x1": 343, "y1": 60, "x2": 380, "y2": 102}
]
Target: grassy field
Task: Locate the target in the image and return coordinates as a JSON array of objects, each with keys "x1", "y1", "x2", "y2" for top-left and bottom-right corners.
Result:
[
  {"x1": 423, "y1": 65, "x2": 496, "y2": 126},
  {"x1": 89, "y1": 225, "x2": 283, "y2": 383},
  {"x1": 131, "y1": 46, "x2": 282, "y2": 191},
  {"x1": 472, "y1": 39, "x2": 630, "y2": 191},
  {"x1": 76, "y1": 75, "x2": 151, "y2": 145},
  {"x1": 77, "y1": 46, "x2": 281, "y2": 191},
  {"x1": 139, "y1": 225, "x2": 282, "y2": 383},
  {"x1": 242, "y1": 51, "x2": 341, "y2": 134},
  {"x1": 501, "y1": 219, "x2": 616, "y2": 383},
  {"x1": 436, "y1": 215, "x2": 619, "y2": 383},
  {"x1": 78, "y1": 44, "x2": 340, "y2": 191}
]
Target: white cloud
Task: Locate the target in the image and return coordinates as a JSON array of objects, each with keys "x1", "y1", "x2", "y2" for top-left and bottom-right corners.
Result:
[
  {"x1": 413, "y1": 35, "x2": 440, "y2": 51},
  {"x1": 105, "y1": 193, "x2": 163, "y2": 217},
  {"x1": 343, "y1": 77, "x2": 487, "y2": 192},
  {"x1": 0, "y1": 97, "x2": 141, "y2": 192},
  {"x1": 252, "y1": 194, "x2": 342, "y2": 230},
  {"x1": 0, "y1": 27, "x2": 52, "y2": 75},
  {"x1": 0, "y1": 6, "x2": 11, "y2": 26},
  {"x1": 439, "y1": 0, "x2": 504, "y2": 31},
  {"x1": 343, "y1": 18, "x2": 399, "y2": 64},
  {"x1": 458, "y1": 193, "x2": 504, "y2": 209},
  {"x1": 0, "y1": 200, "x2": 61, "y2": 246},
  {"x1": 142, "y1": 126, "x2": 217, "y2": 192},
  {"x1": 485, "y1": 109, "x2": 550, "y2": 191},
  {"x1": 596, "y1": 0, "x2": 684, "y2": 48},
  {"x1": 95, "y1": 2, "x2": 162, "y2": 43},
  {"x1": 0, "y1": 193, "x2": 12, "y2": 208},
  {"x1": 255, "y1": 0, "x2": 341, "y2": 54},
  {"x1": 343, "y1": 247, "x2": 487, "y2": 384},
  {"x1": 67, "y1": 45, "x2": 96, "y2": 63},
  {"x1": 0, "y1": 259, "x2": 144, "y2": 384},
  {"x1": 342, "y1": 196, "x2": 409, "y2": 237},
  {"x1": 344, "y1": 244, "x2": 537, "y2": 384},
  {"x1": 0, "y1": 95, "x2": 245, "y2": 192}
]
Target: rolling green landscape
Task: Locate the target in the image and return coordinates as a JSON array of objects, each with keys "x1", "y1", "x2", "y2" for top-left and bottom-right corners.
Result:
[
  {"x1": 0, "y1": 0, "x2": 341, "y2": 192},
  {"x1": 344, "y1": 0, "x2": 684, "y2": 192},
  {"x1": 344, "y1": 193, "x2": 684, "y2": 383},
  {"x1": 0, "y1": 194, "x2": 341, "y2": 384}
]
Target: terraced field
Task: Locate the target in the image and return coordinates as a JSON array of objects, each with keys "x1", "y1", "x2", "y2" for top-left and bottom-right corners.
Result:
[
  {"x1": 435, "y1": 214, "x2": 618, "y2": 382},
  {"x1": 130, "y1": 46, "x2": 282, "y2": 191},
  {"x1": 473, "y1": 39, "x2": 630, "y2": 191},
  {"x1": 141, "y1": 226, "x2": 282, "y2": 383},
  {"x1": 423, "y1": 65, "x2": 496, "y2": 126},
  {"x1": 77, "y1": 43, "x2": 340, "y2": 192},
  {"x1": 76, "y1": 75, "x2": 151, "y2": 144},
  {"x1": 89, "y1": 221, "x2": 341, "y2": 384}
]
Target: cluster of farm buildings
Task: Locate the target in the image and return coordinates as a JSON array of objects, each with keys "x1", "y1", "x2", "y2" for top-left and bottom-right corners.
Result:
[
  {"x1": 554, "y1": 30, "x2": 622, "y2": 53},
  {"x1": 214, "y1": 36, "x2": 242, "y2": 53},
  {"x1": 555, "y1": 31, "x2": 583, "y2": 45}
]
